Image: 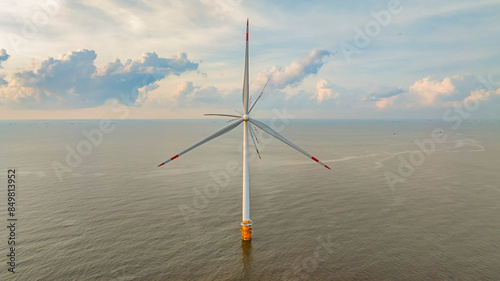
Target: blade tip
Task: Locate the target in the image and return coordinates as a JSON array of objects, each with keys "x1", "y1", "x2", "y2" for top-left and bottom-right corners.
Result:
[
  {"x1": 325, "y1": 165, "x2": 331, "y2": 170},
  {"x1": 158, "y1": 163, "x2": 165, "y2": 167}
]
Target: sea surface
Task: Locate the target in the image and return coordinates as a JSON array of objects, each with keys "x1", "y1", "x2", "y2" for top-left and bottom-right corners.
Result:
[{"x1": 0, "y1": 119, "x2": 499, "y2": 280}]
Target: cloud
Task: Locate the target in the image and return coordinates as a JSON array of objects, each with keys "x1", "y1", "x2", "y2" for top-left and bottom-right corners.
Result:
[
  {"x1": 409, "y1": 76, "x2": 456, "y2": 106},
  {"x1": 375, "y1": 95, "x2": 398, "y2": 110},
  {"x1": 0, "y1": 49, "x2": 9, "y2": 86},
  {"x1": 145, "y1": 80, "x2": 229, "y2": 108},
  {"x1": 0, "y1": 75, "x2": 7, "y2": 87},
  {"x1": 0, "y1": 49, "x2": 198, "y2": 108},
  {"x1": 134, "y1": 47, "x2": 335, "y2": 113},
  {"x1": 363, "y1": 86, "x2": 404, "y2": 110},
  {"x1": 146, "y1": 49, "x2": 334, "y2": 110},
  {"x1": 172, "y1": 81, "x2": 196, "y2": 102},
  {"x1": 315, "y1": 79, "x2": 339, "y2": 103},
  {"x1": 150, "y1": 78, "x2": 343, "y2": 111},
  {"x1": 0, "y1": 49, "x2": 9, "y2": 68},
  {"x1": 171, "y1": 81, "x2": 223, "y2": 106},
  {"x1": 253, "y1": 49, "x2": 332, "y2": 91},
  {"x1": 365, "y1": 87, "x2": 404, "y2": 102},
  {"x1": 464, "y1": 87, "x2": 500, "y2": 104},
  {"x1": 240, "y1": 49, "x2": 335, "y2": 111},
  {"x1": 370, "y1": 75, "x2": 500, "y2": 110}
]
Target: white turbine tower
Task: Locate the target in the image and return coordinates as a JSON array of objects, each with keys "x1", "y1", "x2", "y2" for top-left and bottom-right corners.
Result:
[{"x1": 158, "y1": 19, "x2": 330, "y2": 241}]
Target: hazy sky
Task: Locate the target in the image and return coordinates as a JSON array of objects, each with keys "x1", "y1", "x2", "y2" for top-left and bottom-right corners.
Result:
[{"x1": 0, "y1": 0, "x2": 499, "y2": 119}]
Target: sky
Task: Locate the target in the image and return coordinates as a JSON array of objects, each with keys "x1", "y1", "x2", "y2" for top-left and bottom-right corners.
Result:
[{"x1": 0, "y1": 0, "x2": 499, "y2": 120}]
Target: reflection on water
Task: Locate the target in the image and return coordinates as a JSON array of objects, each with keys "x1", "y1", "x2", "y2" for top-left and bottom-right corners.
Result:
[{"x1": 241, "y1": 240, "x2": 254, "y2": 280}]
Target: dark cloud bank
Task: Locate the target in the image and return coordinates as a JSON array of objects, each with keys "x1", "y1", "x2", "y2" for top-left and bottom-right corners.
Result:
[{"x1": 0, "y1": 49, "x2": 198, "y2": 108}]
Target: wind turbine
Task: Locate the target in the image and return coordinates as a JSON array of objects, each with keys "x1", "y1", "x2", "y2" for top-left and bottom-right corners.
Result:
[{"x1": 158, "y1": 19, "x2": 330, "y2": 241}]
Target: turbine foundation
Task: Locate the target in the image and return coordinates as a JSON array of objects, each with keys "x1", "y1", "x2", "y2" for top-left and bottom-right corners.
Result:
[{"x1": 240, "y1": 220, "x2": 252, "y2": 241}]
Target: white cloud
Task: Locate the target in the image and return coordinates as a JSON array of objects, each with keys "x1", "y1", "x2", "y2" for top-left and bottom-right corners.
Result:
[
  {"x1": 145, "y1": 80, "x2": 229, "y2": 108},
  {"x1": 315, "y1": 79, "x2": 338, "y2": 103},
  {"x1": 171, "y1": 81, "x2": 196, "y2": 102},
  {"x1": 143, "y1": 48, "x2": 333, "y2": 110},
  {"x1": 252, "y1": 49, "x2": 332, "y2": 92},
  {"x1": 464, "y1": 87, "x2": 500, "y2": 104},
  {"x1": 363, "y1": 86, "x2": 404, "y2": 110},
  {"x1": 409, "y1": 76, "x2": 456, "y2": 106},
  {"x1": 371, "y1": 75, "x2": 500, "y2": 111},
  {"x1": 375, "y1": 95, "x2": 398, "y2": 110}
]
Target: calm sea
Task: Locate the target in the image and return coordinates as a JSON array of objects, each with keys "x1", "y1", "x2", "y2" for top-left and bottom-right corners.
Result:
[{"x1": 0, "y1": 119, "x2": 499, "y2": 280}]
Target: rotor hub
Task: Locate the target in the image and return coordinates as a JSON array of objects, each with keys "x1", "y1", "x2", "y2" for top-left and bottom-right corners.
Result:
[{"x1": 242, "y1": 114, "x2": 249, "y2": 121}]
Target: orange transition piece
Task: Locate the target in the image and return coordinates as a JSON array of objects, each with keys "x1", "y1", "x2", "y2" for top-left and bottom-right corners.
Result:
[{"x1": 240, "y1": 221, "x2": 252, "y2": 241}]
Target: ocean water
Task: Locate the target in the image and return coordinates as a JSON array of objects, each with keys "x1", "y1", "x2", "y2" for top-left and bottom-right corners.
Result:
[{"x1": 0, "y1": 119, "x2": 499, "y2": 280}]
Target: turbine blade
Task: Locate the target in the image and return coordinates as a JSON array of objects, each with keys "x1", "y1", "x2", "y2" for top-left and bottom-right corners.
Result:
[
  {"x1": 248, "y1": 122, "x2": 259, "y2": 144},
  {"x1": 158, "y1": 119, "x2": 243, "y2": 167},
  {"x1": 242, "y1": 18, "x2": 249, "y2": 114},
  {"x1": 205, "y1": 113, "x2": 242, "y2": 119},
  {"x1": 248, "y1": 122, "x2": 261, "y2": 159},
  {"x1": 248, "y1": 77, "x2": 270, "y2": 113},
  {"x1": 249, "y1": 118, "x2": 331, "y2": 170},
  {"x1": 253, "y1": 124, "x2": 259, "y2": 135}
]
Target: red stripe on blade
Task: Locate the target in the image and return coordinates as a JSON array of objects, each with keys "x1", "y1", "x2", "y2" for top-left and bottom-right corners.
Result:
[
  {"x1": 171, "y1": 155, "x2": 179, "y2": 160},
  {"x1": 158, "y1": 163, "x2": 165, "y2": 167},
  {"x1": 311, "y1": 157, "x2": 319, "y2": 162},
  {"x1": 246, "y1": 33, "x2": 248, "y2": 41},
  {"x1": 325, "y1": 165, "x2": 331, "y2": 170}
]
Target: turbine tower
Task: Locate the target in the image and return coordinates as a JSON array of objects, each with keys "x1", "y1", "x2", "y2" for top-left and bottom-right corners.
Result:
[{"x1": 158, "y1": 19, "x2": 330, "y2": 241}]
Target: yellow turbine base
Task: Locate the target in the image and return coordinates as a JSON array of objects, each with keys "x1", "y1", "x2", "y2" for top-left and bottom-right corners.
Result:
[{"x1": 240, "y1": 221, "x2": 252, "y2": 241}]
